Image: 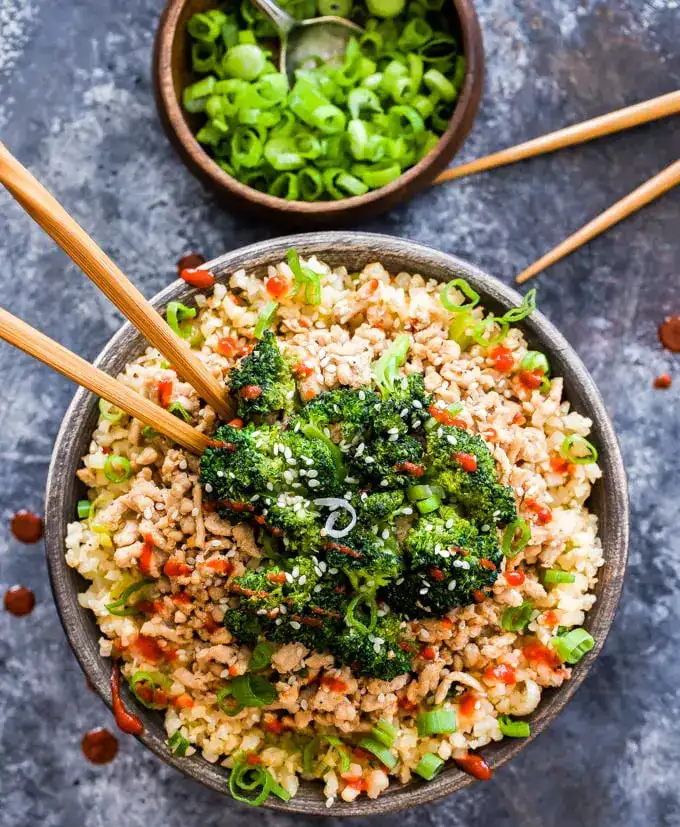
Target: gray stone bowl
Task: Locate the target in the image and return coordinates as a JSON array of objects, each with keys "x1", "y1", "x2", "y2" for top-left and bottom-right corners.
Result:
[{"x1": 44, "y1": 232, "x2": 629, "y2": 815}]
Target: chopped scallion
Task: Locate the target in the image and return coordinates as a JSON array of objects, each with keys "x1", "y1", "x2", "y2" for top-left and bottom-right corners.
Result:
[
  {"x1": 372, "y1": 718, "x2": 398, "y2": 748},
  {"x1": 417, "y1": 708, "x2": 456, "y2": 737},
  {"x1": 551, "y1": 628, "x2": 595, "y2": 664},
  {"x1": 414, "y1": 752, "x2": 444, "y2": 780},
  {"x1": 560, "y1": 435, "x2": 598, "y2": 465},
  {"x1": 358, "y1": 737, "x2": 398, "y2": 769},
  {"x1": 104, "y1": 455, "x2": 132, "y2": 484},
  {"x1": 501, "y1": 518, "x2": 531, "y2": 558},
  {"x1": 501, "y1": 601, "x2": 533, "y2": 632},
  {"x1": 77, "y1": 499, "x2": 91, "y2": 519},
  {"x1": 542, "y1": 569, "x2": 576, "y2": 585},
  {"x1": 497, "y1": 714, "x2": 530, "y2": 738}
]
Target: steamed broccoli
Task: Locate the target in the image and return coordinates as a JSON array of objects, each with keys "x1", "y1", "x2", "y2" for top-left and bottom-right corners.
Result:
[
  {"x1": 279, "y1": 428, "x2": 345, "y2": 497},
  {"x1": 357, "y1": 490, "x2": 405, "y2": 525},
  {"x1": 333, "y1": 612, "x2": 413, "y2": 681},
  {"x1": 372, "y1": 373, "x2": 432, "y2": 437},
  {"x1": 228, "y1": 332, "x2": 295, "y2": 419},
  {"x1": 350, "y1": 434, "x2": 424, "y2": 489},
  {"x1": 223, "y1": 608, "x2": 262, "y2": 645},
  {"x1": 382, "y1": 507, "x2": 503, "y2": 616},
  {"x1": 426, "y1": 425, "x2": 517, "y2": 526},
  {"x1": 323, "y1": 526, "x2": 402, "y2": 581},
  {"x1": 265, "y1": 498, "x2": 323, "y2": 556},
  {"x1": 199, "y1": 423, "x2": 284, "y2": 509}
]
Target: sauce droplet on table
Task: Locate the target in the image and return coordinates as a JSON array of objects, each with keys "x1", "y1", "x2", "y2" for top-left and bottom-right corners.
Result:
[
  {"x1": 10, "y1": 510, "x2": 44, "y2": 543},
  {"x1": 658, "y1": 316, "x2": 680, "y2": 352},
  {"x1": 3, "y1": 585, "x2": 36, "y2": 616},
  {"x1": 81, "y1": 727, "x2": 119, "y2": 764}
]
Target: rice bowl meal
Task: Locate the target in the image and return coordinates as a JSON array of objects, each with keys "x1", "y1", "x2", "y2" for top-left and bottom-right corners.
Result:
[{"x1": 65, "y1": 251, "x2": 603, "y2": 808}]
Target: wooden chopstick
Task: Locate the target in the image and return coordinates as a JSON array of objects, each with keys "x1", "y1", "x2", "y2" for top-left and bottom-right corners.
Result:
[
  {"x1": 0, "y1": 307, "x2": 212, "y2": 454},
  {"x1": 516, "y1": 159, "x2": 680, "y2": 283},
  {"x1": 434, "y1": 90, "x2": 680, "y2": 185},
  {"x1": 0, "y1": 142, "x2": 234, "y2": 420}
]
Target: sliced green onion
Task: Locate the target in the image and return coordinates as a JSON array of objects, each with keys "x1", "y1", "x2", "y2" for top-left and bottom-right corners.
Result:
[
  {"x1": 270, "y1": 172, "x2": 300, "y2": 199},
  {"x1": 472, "y1": 315, "x2": 509, "y2": 348},
  {"x1": 440, "y1": 278, "x2": 480, "y2": 313},
  {"x1": 448, "y1": 312, "x2": 475, "y2": 350},
  {"x1": 372, "y1": 718, "x2": 398, "y2": 748},
  {"x1": 104, "y1": 455, "x2": 132, "y2": 484},
  {"x1": 223, "y1": 44, "x2": 266, "y2": 81},
  {"x1": 129, "y1": 670, "x2": 172, "y2": 709},
  {"x1": 502, "y1": 288, "x2": 537, "y2": 323},
  {"x1": 542, "y1": 569, "x2": 576, "y2": 585},
  {"x1": 346, "y1": 593, "x2": 378, "y2": 633},
  {"x1": 168, "y1": 402, "x2": 191, "y2": 422},
  {"x1": 358, "y1": 737, "x2": 398, "y2": 769},
  {"x1": 297, "y1": 168, "x2": 324, "y2": 201},
  {"x1": 166, "y1": 301, "x2": 197, "y2": 339},
  {"x1": 416, "y1": 494, "x2": 441, "y2": 514},
  {"x1": 372, "y1": 333, "x2": 411, "y2": 398},
  {"x1": 366, "y1": 0, "x2": 406, "y2": 17},
  {"x1": 501, "y1": 518, "x2": 531, "y2": 558},
  {"x1": 229, "y1": 760, "x2": 272, "y2": 806},
  {"x1": 98, "y1": 398, "x2": 125, "y2": 422},
  {"x1": 551, "y1": 628, "x2": 595, "y2": 664},
  {"x1": 501, "y1": 601, "x2": 533, "y2": 632},
  {"x1": 286, "y1": 249, "x2": 323, "y2": 305},
  {"x1": 187, "y1": 11, "x2": 224, "y2": 42},
  {"x1": 351, "y1": 161, "x2": 401, "y2": 189},
  {"x1": 521, "y1": 351, "x2": 550, "y2": 376},
  {"x1": 142, "y1": 425, "x2": 159, "y2": 440},
  {"x1": 406, "y1": 484, "x2": 444, "y2": 502},
  {"x1": 417, "y1": 708, "x2": 456, "y2": 736},
  {"x1": 414, "y1": 752, "x2": 444, "y2": 780},
  {"x1": 561, "y1": 435, "x2": 598, "y2": 465},
  {"x1": 105, "y1": 579, "x2": 153, "y2": 616},
  {"x1": 231, "y1": 674, "x2": 278, "y2": 708},
  {"x1": 303, "y1": 735, "x2": 350, "y2": 775},
  {"x1": 216, "y1": 685, "x2": 241, "y2": 716},
  {"x1": 249, "y1": 641, "x2": 273, "y2": 671},
  {"x1": 398, "y1": 18, "x2": 433, "y2": 49},
  {"x1": 191, "y1": 40, "x2": 217, "y2": 73},
  {"x1": 497, "y1": 714, "x2": 530, "y2": 738},
  {"x1": 423, "y1": 68, "x2": 456, "y2": 101},
  {"x1": 77, "y1": 499, "x2": 91, "y2": 519},
  {"x1": 168, "y1": 731, "x2": 191, "y2": 756},
  {"x1": 254, "y1": 300, "x2": 279, "y2": 338}
]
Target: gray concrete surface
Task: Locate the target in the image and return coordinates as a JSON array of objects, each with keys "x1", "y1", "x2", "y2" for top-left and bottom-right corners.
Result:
[{"x1": 0, "y1": 0, "x2": 679, "y2": 825}]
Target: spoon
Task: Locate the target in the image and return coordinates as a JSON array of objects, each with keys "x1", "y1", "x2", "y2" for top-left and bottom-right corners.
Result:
[{"x1": 248, "y1": 0, "x2": 363, "y2": 80}]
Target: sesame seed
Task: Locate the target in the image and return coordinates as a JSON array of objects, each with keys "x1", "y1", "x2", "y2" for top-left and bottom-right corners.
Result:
[
  {"x1": 205, "y1": 483, "x2": 213, "y2": 493},
  {"x1": 290, "y1": 621, "x2": 301, "y2": 630},
  {"x1": 308, "y1": 479, "x2": 320, "y2": 488},
  {"x1": 448, "y1": 580, "x2": 457, "y2": 591},
  {"x1": 299, "y1": 575, "x2": 307, "y2": 585}
]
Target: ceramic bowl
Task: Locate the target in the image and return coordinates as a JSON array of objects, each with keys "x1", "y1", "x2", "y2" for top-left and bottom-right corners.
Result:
[
  {"x1": 45, "y1": 232, "x2": 628, "y2": 815},
  {"x1": 152, "y1": 0, "x2": 484, "y2": 226}
]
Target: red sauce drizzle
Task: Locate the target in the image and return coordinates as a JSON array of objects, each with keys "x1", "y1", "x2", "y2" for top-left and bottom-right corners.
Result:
[
  {"x1": 654, "y1": 373, "x2": 672, "y2": 390},
  {"x1": 3, "y1": 585, "x2": 35, "y2": 616},
  {"x1": 455, "y1": 753, "x2": 493, "y2": 780},
  {"x1": 110, "y1": 662, "x2": 144, "y2": 735},
  {"x1": 177, "y1": 253, "x2": 206, "y2": 273},
  {"x1": 81, "y1": 727, "x2": 119, "y2": 764},
  {"x1": 659, "y1": 316, "x2": 680, "y2": 352},
  {"x1": 10, "y1": 510, "x2": 44, "y2": 543}
]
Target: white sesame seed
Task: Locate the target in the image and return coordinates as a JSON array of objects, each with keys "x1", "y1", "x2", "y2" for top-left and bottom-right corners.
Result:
[
  {"x1": 290, "y1": 621, "x2": 301, "y2": 630},
  {"x1": 299, "y1": 575, "x2": 307, "y2": 585},
  {"x1": 448, "y1": 580, "x2": 457, "y2": 591}
]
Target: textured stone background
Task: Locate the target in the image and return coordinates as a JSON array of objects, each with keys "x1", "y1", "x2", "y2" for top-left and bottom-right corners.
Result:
[{"x1": 1, "y1": 1, "x2": 679, "y2": 825}]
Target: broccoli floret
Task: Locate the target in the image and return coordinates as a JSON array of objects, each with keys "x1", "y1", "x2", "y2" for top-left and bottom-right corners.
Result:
[
  {"x1": 403, "y1": 506, "x2": 478, "y2": 568},
  {"x1": 383, "y1": 507, "x2": 503, "y2": 617},
  {"x1": 223, "y1": 608, "x2": 262, "y2": 645},
  {"x1": 279, "y1": 429, "x2": 345, "y2": 498},
  {"x1": 372, "y1": 373, "x2": 432, "y2": 436},
  {"x1": 357, "y1": 490, "x2": 405, "y2": 525},
  {"x1": 296, "y1": 386, "x2": 380, "y2": 438},
  {"x1": 351, "y1": 434, "x2": 424, "y2": 489},
  {"x1": 265, "y1": 498, "x2": 323, "y2": 556},
  {"x1": 228, "y1": 332, "x2": 295, "y2": 419},
  {"x1": 333, "y1": 612, "x2": 413, "y2": 681},
  {"x1": 426, "y1": 426, "x2": 517, "y2": 527},
  {"x1": 323, "y1": 526, "x2": 402, "y2": 580},
  {"x1": 199, "y1": 424, "x2": 285, "y2": 515}
]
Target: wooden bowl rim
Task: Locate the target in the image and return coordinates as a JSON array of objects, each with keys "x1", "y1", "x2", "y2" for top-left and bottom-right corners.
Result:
[
  {"x1": 152, "y1": 0, "x2": 484, "y2": 216},
  {"x1": 45, "y1": 232, "x2": 629, "y2": 815}
]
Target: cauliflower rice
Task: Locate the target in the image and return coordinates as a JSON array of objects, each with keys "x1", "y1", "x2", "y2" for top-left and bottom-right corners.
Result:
[{"x1": 65, "y1": 255, "x2": 603, "y2": 806}]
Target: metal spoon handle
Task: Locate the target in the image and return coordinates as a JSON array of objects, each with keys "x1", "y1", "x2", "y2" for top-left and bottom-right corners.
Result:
[{"x1": 247, "y1": 0, "x2": 297, "y2": 36}]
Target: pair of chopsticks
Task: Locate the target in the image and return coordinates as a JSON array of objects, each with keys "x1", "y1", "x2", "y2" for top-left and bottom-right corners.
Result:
[
  {"x1": 433, "y1": 90, "x2": 680, "y2": 282},
  {"x1": 0, "y1": 142, "x2": 236, "y2": 454}
]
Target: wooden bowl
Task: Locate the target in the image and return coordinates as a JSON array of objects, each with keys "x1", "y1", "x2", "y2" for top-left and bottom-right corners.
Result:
[
  {"x1": 152, "y1": 0, "x2": 484, "y2": 225},
  {"x1": 45, "y1": 233, "x2": 629, "y2": 815}
]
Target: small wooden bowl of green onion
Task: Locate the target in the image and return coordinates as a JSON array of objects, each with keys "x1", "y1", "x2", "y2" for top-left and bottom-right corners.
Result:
[{"x1": 153, "y1": 0, "x2": 483, "y2": 224}]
